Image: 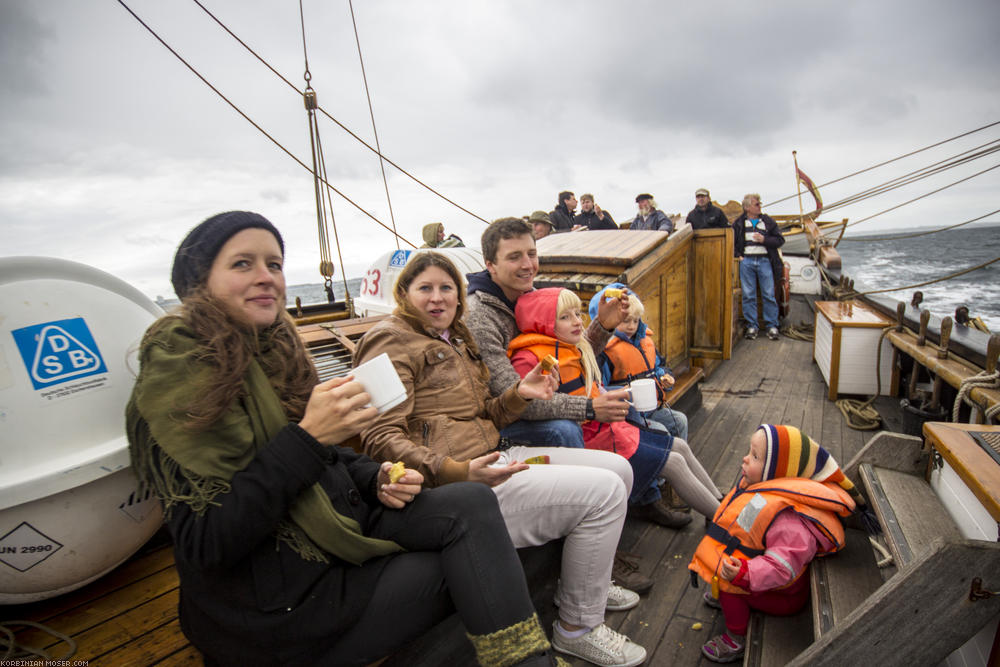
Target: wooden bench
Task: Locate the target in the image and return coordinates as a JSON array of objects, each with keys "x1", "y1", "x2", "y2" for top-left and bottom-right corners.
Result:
[{"x1": 663, "y1": 366, "x2": 704, "y2": 413}]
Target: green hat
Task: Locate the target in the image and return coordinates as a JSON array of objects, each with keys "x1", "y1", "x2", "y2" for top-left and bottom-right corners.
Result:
[{"x1": 528, "y1": 210, "x2": 553, "y2": 228}]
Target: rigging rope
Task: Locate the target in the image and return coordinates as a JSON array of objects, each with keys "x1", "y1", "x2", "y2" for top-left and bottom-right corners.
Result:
[
  {"x1": 821, "y1": 141, "x2": 1000, "y2": 216},
  {"x1": 848, "y1": 256, "x2": 1000, "y2": 297},
  {"x1": 842, "y1": 162, "x2": 1000, "y2": 229},
  {"x1": 299, "y1": 0, "x2": 351, "y2": 303},
  {"x1": 349, "y1": 0, "x2": 399, "y2": 249},
  {"x1": 189, "y1": 0, "x2": 490, "y2": 225},
  {"x1": 765, "y1": 120, "x2": 1000, "y2": 208},
  {"x1": 839, "y1": 209, "x2": 1000, "y2": 242},
  {"x1": 118, "y1": 0, "x2": 418, "y2": 248}
]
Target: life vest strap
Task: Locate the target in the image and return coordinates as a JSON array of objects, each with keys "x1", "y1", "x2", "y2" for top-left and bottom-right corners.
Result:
[
  {"x1": 705, "y1": 521, "x2": 766, "y2": 558},
  {"x1": 558, "y1": 377, "x2": 586, "y2": 394}
]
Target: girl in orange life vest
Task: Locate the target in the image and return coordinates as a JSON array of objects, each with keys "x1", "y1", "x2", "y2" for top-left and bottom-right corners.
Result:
[
  {"x1": 588, "y1": 286, "x2": 688, "y2": 441},
  {"x1": 506, "y1": 287, "x2": 722, "y2": 519},
  {"x1": 690, "y1": 424, "x2": 863, "y2": 663}
]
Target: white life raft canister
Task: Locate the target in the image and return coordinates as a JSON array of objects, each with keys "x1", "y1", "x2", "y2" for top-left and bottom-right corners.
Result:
[{"x1": 0, "y1": 257, "x2": 164, "y2": 603}]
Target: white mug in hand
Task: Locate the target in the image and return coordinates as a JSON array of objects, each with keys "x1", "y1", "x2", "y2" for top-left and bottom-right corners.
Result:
[
  {"x1": 352, "y1": 352, "x2": 407, "y2": 413},
  {"x1": 628, "y1": 378, "x2": 657, "y2": 412}
]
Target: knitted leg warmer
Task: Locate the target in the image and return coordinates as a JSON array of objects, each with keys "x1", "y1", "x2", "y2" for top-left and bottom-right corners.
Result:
[{"x1": 466, "y1": 612, "x2": 551, "y2": 667}]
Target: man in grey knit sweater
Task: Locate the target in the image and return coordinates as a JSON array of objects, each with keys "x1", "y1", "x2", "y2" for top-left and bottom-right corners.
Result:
[{"x1": 465, "y1": 218, "x2": 692, "y2": 543}]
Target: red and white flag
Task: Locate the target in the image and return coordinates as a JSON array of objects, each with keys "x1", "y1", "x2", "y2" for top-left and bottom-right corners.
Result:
[{"x1": 796, "y1": 168, "x2": 823, "y2": 217}]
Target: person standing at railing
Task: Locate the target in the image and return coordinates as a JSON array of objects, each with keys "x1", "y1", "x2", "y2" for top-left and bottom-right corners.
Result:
[{"x1": 733, "y1": 193, "x2": 784, "y2": 341}]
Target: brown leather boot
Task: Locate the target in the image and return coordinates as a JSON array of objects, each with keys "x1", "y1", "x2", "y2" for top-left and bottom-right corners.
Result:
[
  {"x1": 612, "y1": 550, "x2": 653, "y2": 594},
  {"x1": 628, "y1": 499, "x2": 693, "y2": 528}
]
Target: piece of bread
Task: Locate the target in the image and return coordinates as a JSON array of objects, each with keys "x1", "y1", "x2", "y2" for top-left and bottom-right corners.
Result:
[
  {"x1": 540, "y1": 354, "x2": 557, "y2": 371},
  {"x1": 604, "y1": 287, "x2": 624, "y2": 299},
  {"x1": 388, "y1": 461, "x2": 406, "y2": 484}
]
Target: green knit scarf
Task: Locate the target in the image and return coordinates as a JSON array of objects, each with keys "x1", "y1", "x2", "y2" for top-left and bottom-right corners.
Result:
[{"x1": 126, "y1": 318, "x2": 402, "y2": 565}]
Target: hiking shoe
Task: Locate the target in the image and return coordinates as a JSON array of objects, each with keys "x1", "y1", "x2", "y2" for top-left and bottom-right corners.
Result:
[
  {"x1": 605, "y1": 582, "x2": 640, "y2": 611},
  {"x1": 628, "y1": 499, "x2": 693, "y2": 529},
  {"x1": 552, "y1": 622, "x2": 647, "y2": 667},
  {"x1": 767, "y1": 327, "x2": 780, "y2": 340},
  {"x1": 612, "y1": 551, "x2": 653, "y2": 595},
  {"x1": 744, "y1": 327, "x2": 758, "y2": 340},
  {"x1": 701, "y1": 632, "x2": 744, "y2": 663}
]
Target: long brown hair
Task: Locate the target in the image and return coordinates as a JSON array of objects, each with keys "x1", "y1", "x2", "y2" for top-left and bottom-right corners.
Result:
[
  {"x1": 392, "y1": 251, "x2": 479, "y2": 355},
  {"x1": 159, "y1": 287, "x2": 317, "y2": 430}
]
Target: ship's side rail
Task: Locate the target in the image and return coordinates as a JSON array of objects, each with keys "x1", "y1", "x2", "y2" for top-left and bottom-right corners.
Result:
[{"x1": 886, "y1": 322, "x2": 1000, "y2": 424}]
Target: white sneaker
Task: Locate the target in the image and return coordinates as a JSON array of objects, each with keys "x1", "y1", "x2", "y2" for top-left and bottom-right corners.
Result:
[
  {"x1": 606, "y1": 582, "x2": 640, "y2": 611},
  {"x1": 552, "y1": 622, "x2": 647, "y2": 667},
  {"x1": 554, "y1": 580, "x2": 640, "y2": 612}
]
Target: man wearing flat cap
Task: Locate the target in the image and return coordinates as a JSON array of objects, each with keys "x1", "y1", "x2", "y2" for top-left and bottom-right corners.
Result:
[
  {"x1": 574, "y1": 193, "x2": 618, "y2": 230},
  {"x1": 686, "y1": 188, "x2": 730, "y2": 230},
  {"x1": 629, "y1": 193, "x2": 673, "y2": 233},
  {"x1": 527, "y1": 210, "x2": 554, "y2": 239}
]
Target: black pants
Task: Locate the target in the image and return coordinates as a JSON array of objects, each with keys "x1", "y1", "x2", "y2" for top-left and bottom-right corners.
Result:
[{"x1": 326, "y1": 482, "x2": 536, "y2": 665}]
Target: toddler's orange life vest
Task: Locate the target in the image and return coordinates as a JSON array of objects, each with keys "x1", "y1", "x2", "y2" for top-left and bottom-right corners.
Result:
[
  {"x1": 604, "y1": 331, "x2": 658, "y2": 384},
  {"x1": 689, "y1": 478, "x2": 854, "y2": 595}
]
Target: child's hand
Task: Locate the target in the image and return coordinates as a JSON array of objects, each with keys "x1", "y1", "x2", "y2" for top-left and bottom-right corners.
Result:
[
  {"x1": 596, "y1": 288, "x2": 630, "y2": 330},
  {"x1": 719, "y1": 556, "x2": 743, "y2": 581},
  {"x1": 518, "y1": 362, "x2": 558, "y2": 401}
]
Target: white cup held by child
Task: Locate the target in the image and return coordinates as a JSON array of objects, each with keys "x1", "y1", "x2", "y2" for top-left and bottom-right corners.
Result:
[
  {"x1": 352, "y1": 352, "x2": 407, "y2": 413},
  {"x1": 628, "y1": 378, "x2": 657, "y2": 412}
]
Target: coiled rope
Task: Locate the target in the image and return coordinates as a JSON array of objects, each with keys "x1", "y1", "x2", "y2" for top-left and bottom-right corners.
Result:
[
  {"x1": 780, "y1": 320, "x2": 814, "y2": 341},
  {"x1": 952, "y1": 370, "x2": 1000, "y2": 422},
  {"x1": 834, "y1": 326, "x2": 893, "y2": 431},
  {"x1": 0, "y1": 620, "x2": 76, "y2": 661}
]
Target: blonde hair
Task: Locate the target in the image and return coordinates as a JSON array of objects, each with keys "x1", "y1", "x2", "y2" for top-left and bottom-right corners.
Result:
[
  {"x1": 742, "y1": 193, "x2": 762, "y2": 210},
  {"x1": 624, "y1": 293, "x2": 645, "y2": 320},
  {"x1": 556, "y1": 289, "x2": 600, "y2": 394}
]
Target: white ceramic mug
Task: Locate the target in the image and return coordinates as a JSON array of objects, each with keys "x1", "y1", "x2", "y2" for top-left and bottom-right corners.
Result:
[
  {"x1": 352, "y1": 352, "x2": 407, "y2": 413},
  {"x1": 628, "y1": 378, "x2": 657, "y2": 412}
]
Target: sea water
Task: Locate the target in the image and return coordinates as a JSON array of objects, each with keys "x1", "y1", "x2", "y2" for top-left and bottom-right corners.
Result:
[{"x1": 836, "y1": 223, "x2": 1000, "y2": 331}]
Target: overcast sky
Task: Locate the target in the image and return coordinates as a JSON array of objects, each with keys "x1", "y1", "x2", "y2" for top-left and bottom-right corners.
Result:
[{"x1": 2, "y1": 0, "x2": 999, "y2": 301}]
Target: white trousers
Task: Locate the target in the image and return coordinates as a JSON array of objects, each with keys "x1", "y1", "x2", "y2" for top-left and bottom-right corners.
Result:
[{"x1": 491, "y1": 446, "x2": 632, "y2": 628}]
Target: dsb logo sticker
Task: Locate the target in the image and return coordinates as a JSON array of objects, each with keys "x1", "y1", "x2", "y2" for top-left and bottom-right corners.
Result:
[{"x1": 10, "y1": 318, "x2": 108, "y2": 390}]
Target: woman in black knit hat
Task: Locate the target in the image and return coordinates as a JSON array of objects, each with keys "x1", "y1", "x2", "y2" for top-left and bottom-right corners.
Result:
[{"x1": 126, "y1": 211, "x2": 565, "y2": 667}]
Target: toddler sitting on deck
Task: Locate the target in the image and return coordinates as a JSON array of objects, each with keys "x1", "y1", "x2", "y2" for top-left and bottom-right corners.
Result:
[{"x1": 689, "y1": 424, "x2": 866, "y2": 663}]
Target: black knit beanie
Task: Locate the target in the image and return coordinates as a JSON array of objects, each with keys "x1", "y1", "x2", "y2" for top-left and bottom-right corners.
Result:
[{"x1": 170, "y1": 211, "x2": 285, "y2": 300}]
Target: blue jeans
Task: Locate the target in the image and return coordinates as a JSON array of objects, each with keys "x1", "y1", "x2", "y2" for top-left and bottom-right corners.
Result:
[
  {"x1": 739, "y1": 255, "x2": 779, "y2": 330},
  {"x1": 500, "y1": 418, "x2": 585, "y2": 448}
]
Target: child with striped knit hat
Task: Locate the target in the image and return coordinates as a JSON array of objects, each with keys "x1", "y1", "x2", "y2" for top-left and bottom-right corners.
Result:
[{"x1": 689, "y1": 424, "x2": 865, "y2": 663}]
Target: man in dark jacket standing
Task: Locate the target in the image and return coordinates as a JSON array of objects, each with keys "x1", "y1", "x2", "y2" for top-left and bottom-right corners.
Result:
[
  {"x1": 574, "y1": 193, "x2": 618, "y2": 229},
  {"x1": 685, "y1": 188, "x2": 730, "y2": 229},
  {"x1": 549, "y1": 191, "x2": 578, "y2": 232},
  {"x1": 732, "y1": 193, "x2": 784, "y2": 340},
  {"x1": 630, "y1": 194, "x2": 673, "y2": 232}
]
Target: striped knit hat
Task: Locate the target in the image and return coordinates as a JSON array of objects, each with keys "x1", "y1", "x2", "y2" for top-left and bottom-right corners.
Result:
[{"x1": 758, "y1": 424, "x2": 866, "y2": 508}]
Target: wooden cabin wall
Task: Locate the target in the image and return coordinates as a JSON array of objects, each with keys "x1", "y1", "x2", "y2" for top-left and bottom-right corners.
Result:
[
  {"x1": 620, "y1": 230, "x2": 693, "y2": 373},
  {"x1": 689, "y1": 228, "x2": 734, "y2": 370}
]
